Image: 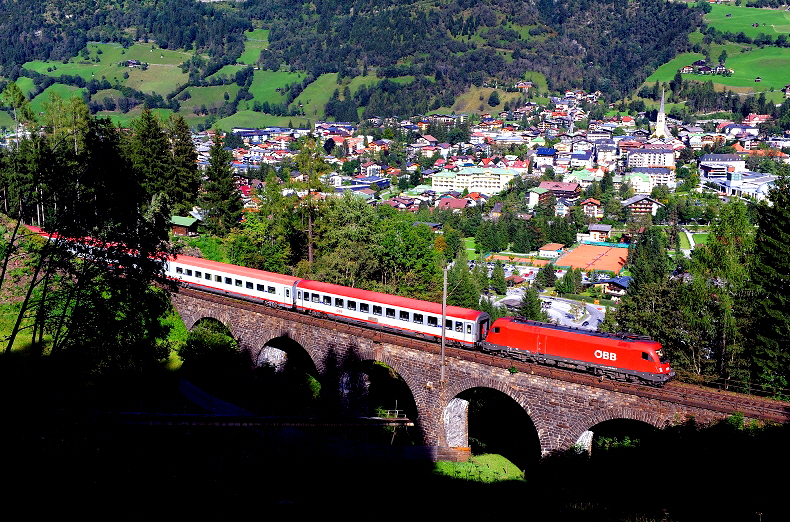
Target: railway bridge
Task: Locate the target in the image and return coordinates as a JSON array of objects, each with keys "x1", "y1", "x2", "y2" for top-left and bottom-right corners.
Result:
[{"x1": 171, "y1": 288, "x2": 790, "y2": 460}]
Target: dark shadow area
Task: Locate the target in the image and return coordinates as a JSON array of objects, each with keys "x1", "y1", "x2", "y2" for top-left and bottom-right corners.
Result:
[
  {"x1": 589, "y1": 418, "x2": 659, "y2": 453},
  {"x1": 353, "y1": 359, "x2": 420, "y2": 446},
  {"x1": 250, "y1": 335, "x2": 323, "y2": 415},
  {"x1": 3, "y1": 348, "x2": 789, "y2": 520},
  {"x1": 457, "y1": 387, "x2": 541, "y2": 471},
  {"x1": 179, "y1": 322, "x2": 323, "y2": 416}
]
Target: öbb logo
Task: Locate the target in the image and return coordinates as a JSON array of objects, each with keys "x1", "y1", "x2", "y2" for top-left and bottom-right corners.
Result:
[{"x1": 594, "y1": 350, "x2": 617, "y2": 361}]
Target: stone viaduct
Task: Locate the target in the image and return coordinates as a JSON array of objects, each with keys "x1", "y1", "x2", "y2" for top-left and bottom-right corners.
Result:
[{"x1": 171, "y1": 289, "x2": 749, "y2": 459}]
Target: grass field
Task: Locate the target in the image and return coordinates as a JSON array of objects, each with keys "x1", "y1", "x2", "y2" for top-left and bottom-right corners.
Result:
[
  {"x1": 207, "y1": 64, "x2": 247, "y2": 80},
  {"x1": 678, "y1": 233, "x2": 692, "y2": 250},
  {"x1": 181, "y1": 84, "x2": 241, "y2": 112},
  {"x1": 446, "y1": 85, "x2": 524, "y2": 114},
  {"x1": 292, "y1": 72, "x2": 340, "y2": 120},
  {"x1": 645, "y1": 45, "x2": 790, "y2": 93},
  {"x1": 23, "y1": 42, "x2": 190, "y2": 96},
  {"x1": 215, "y1": 110, "x2": 311, "y2": 132},
  {"x1": 716, "y1": 46, "x2": 790, "y2": 89},
  {"x1": 247, "y1": 70, "x2": 304, "y2": 105},
  {"x1": 94, "y1": 107, "x2": 175, "y2": 128},
  {"x1": 29, "y1": 84, "x2": 86, "y2": 115},
  {"x1": 345, "y1": 72, "x2": 382, "y2": 96},
  {"x1": 693, "y1": 233, "x2": 709, "y2": 246},
  {"x1": 464, "y1": 237, "x2": 477, "y2": 255},
  {"x1": 238, "y1": 29, "x2": 270, "y2": 65},
  {"x1": 646, "y1": 52, "x2": 706, "y2": 83},
  {"x1": 434, "y1": 454, "x2": 524, "y2": 483},
  {"x1": 0, "y1": 112, "x2": 14, "y2": 129},
  {"x1": 706, "y1": 5, "x2": 790, "y2": 39},
  {"x1": 15, "y1": 77, "x2": 36, "y2": 98}
]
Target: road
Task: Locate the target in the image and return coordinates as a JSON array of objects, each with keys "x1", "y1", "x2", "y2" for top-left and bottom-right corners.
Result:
[{"x1": 494, "y1": 288, "x2": 607, "y2": 331}]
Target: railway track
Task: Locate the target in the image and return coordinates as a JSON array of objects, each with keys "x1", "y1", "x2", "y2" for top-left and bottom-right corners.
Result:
[{"x1": 177, "y1": 287, "x2": 790, "y2": 424}]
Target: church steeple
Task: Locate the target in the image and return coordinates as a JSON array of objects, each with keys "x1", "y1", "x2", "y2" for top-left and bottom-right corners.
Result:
[{"x1": 652, "y1": 89, "x2": 671, "y2": 139}]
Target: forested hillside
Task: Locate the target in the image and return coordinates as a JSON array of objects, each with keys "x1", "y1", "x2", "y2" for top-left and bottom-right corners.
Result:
[
  {"x1": 0, "y1": 0, "x2": 250, "y2": 78},
  {"x1": 0, "y1": 0, "x2": 702, "y2": 119}
]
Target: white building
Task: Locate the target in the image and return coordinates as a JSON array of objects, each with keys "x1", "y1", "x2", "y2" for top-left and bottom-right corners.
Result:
[{"x1": 431, "y1": 167, "x2": 517, "y2": 195}]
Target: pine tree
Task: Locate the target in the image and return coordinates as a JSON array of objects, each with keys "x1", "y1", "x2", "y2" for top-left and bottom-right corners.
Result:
[
  {"x1": 752, "y1": 175, "x2": 790, "y2": 386},
  {"x1": 128, "y1": 107, "x2": 171, "y2": 203},
  {"x1": 199, "y1": 135, "x2": 242, "y2": 237},
  {"x1": 166, "y1": 114, "x2": 199, "y2": 215},
  {"x1": 517, "y1": 288, "x2": 549, "y2": 321},
  {"x1": 491, "y1": 260, "x2": 507, "y2": 295}
]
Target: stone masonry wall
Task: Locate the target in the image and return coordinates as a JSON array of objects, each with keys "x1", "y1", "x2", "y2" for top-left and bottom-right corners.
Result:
[{"x1": 172, "y1": 292, "x2": 730, "y2": 456}]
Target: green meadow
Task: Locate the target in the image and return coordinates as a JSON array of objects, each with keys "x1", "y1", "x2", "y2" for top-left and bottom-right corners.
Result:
[
  {"x1": 181, "y1": 84, "x2": 242, "y2": 112},
  {"x1": 645, "y1": 45, "x2": 790, "y2": 93},
  {"x1": 247, "y1": 70, "x2": 304, "y2": 105},
  {"x1": 215, "y1": 110, "x2": 311, "y2": 132},
  {"x1": 706, "y1": 5, "x2": 790, "y2": 39},
  {"x1": 292, "y1": 73, "x2": 341, "y2": 120},
  {"x1": 207, "y1": 64, "x2": 247, "y2": 80},
  {"x1": 29, "y1": 84, "x2": 87, "y2": 115},
  {"x1": 646, "y1": 52, "x2": 706, "y2": 83},
  {"x1": 238, "y1": 29, "x2": 270, "y2": 65}
]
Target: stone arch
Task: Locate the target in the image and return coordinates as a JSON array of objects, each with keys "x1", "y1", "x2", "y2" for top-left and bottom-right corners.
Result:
[
  {"x1": 560, "y1": 404, "x2": 671, "y2": 452},
  {"x1": 342, "y1": 344, "x2": 431, "y2": 442},
  {"x1": 441, "y1": 375, "x2": 545, "y2": 456}
]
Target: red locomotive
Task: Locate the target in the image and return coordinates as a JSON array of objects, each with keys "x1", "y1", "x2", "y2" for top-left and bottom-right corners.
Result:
[{"x1": 483, "y1": 317, "x2": 674, "y2": 385}]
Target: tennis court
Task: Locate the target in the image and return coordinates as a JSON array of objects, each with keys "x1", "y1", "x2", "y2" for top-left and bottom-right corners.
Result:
[{"x1": 554, "y1": 244, "x2": 628, "y2": 274}]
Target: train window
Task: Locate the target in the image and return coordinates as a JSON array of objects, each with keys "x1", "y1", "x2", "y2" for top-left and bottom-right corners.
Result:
[
  {"x1": 285, "y1": 289, "x2": 290, "y2": 298},
  {"x1": 195, "y1": 271, "x2": 202, "y2": 278},
  {"x1": 267, "y1": 286, "x2": 276, "y2": 294},
  {"x1": 312, "y1": 294, "x2": 320, "y2": 303},
  {"x1": 386, "y1": 308, "x2": 396, "y2": 319},
  {"x1": 414, "y1": 313, "x2": 424, "y2": 324},
  {"x1": 347, "y1": 301, "x2": 356, "y2": 311},
  {"x1": 493, "y1": 327, "x2": 500, "y2": 333},
  {"x1": 225, "y1": 277, "x2": 232, "y2": 285},
  {"x1": 185, "y1": 269, "x2": 192, "y2": 276},
  {"x1": 372, "y1": 305, "x2": 382, "y2": 316},
  {"x1": 297, "y1": 291, "x2": 302, "y2": 299},
  {"x1": 427, "y1": 316, "x2": 438, "y2": 327},
  {"x1": 205, "y1": 273, "x2": 211, "y2": 280},
  {"x1": 642, "y1": 352, "x2": 651, "y2": 361},
  {"x1": 455, "y1": 322, "x2": 463, "y2": 332},
  {"x1": 322, "y1": 296, "x2": 331, "y2": 305},
  {"x1": 335, "y1": 298, "x2": 344, "y2": 308},
  {"x1": 176, "y1": 267, "x2": 183, "y2": 274},
  {"x1": 467, "y1": 324, "x2": 472, "y2": 334},
  {"x1": 246, "y1": 282, "x2": 254, "y2": 290},
  {"x1": 235, "y1": 279, "x2": 242, "y2": 287},
  {"x1": 446, "y1": 319, "x2": 452, "y2": 330},
  {"x1": 257, "y1": 284, "x2": 265, "y2": 292},
  {"x1": 399, "y1": 310, "x2": 409, "y2": 321},
  {"x1": 361, "y1": 303, "x2": 370, "y2": 313},
  {"x1": 215, "y1": 275, "x2": 222, "y2": 283}
]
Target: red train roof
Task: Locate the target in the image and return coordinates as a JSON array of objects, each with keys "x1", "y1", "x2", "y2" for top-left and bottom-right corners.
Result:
[
  {"x1": 297, "y1": 279, "x2": 484, "y2": 320},
  {"x1": 170, "y1": 255, "x2": 302, "y2": 286}
]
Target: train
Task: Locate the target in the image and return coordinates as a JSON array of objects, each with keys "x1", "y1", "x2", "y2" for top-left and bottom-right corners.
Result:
[
  {"x1": 164, "y1": 255, "x2": 675, "y2": 386},
  {"x1": 22, "y1": 224, "x2": 674, "y2": 385}
]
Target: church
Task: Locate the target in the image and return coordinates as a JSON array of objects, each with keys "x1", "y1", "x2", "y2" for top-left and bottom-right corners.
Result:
[{"x1": 651, "y1": 90, "x2": 672, "y2": 139}]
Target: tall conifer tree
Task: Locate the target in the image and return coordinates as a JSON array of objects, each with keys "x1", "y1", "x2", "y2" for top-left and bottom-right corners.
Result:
[{"x1": 200, "y1": 135, "x2": 242, "y2": 237}]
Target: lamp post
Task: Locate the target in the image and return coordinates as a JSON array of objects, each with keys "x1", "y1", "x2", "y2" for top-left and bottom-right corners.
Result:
[{"x1": 441, "y1": 265, "x2": 447, "y2": 384}]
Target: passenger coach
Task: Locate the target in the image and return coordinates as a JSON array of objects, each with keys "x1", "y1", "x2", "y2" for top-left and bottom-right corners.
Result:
[
  {"x1": 295, "y1": 280, "x2": 489, "y2": 345},
  {"x1": 165, "y1": 255, "x2": 300, "y2": 307}
]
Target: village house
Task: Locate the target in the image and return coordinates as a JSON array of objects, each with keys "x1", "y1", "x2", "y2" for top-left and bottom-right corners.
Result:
[
  {"x1": 580, "y1": 198, "x2": 604, "y2": 219},
  {"x1": 538, "y1": 243, "x2": 565, "y2": 258},
  {"x1": 538, "y1": 181, "x2": 581, "y2": 201},
  {"x1": 621, "y1": 194, "x2": 664, "y2": 216}
]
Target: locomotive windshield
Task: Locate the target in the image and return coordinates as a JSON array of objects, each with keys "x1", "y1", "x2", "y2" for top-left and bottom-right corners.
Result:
[{"x1": 655, "y1": 349, "x2": 668, "y2": 364}]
